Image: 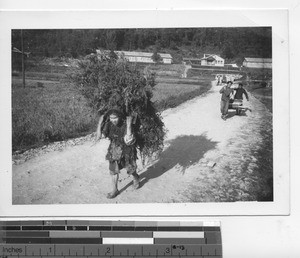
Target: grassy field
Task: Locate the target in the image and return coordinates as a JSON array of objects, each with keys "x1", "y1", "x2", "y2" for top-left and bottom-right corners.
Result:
[
  {"x1": 153, "y1": 83, "x2": 201, "y2": 102},
  {"x1": 153, "y1": 82, "x2": 211, "y2": 111},
  {"x1": 246, "y1": 86, "x2": 272, "y2": 112},
  {"x1": 12, "y1": 80, "x2": 96, "y2": 152},
  {"x1": 12, "y1": 72, "x2": 212, "y2": 152}
]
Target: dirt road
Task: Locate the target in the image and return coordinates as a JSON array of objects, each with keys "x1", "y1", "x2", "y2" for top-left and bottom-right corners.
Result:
[{"x1": 12, "y1": 81, "x2": 273, "y2": 204}]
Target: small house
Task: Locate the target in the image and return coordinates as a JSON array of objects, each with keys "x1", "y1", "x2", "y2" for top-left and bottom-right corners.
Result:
[{"x1": 200, "y1": 54, "x2": 224, "y2": 67}]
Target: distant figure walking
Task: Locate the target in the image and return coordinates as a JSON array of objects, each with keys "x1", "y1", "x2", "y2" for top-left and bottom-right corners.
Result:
[
  {"x1": 216, "y1": 74, "x2": 223, "y2": 85},
  {"x1": 219, "y1": 81, "x2": 234, "y2": 120},
  {"x1": 182, "y1": 64, "x2": 191, "y2": 78}
]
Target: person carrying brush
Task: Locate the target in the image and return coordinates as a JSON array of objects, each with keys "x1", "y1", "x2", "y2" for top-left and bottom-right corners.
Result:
[{"x1": 95, "y1": 108, "x2": 140, "y2": 199}]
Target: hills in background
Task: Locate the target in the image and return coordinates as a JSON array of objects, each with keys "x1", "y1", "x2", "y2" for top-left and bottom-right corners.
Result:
[{"x1": 12, "y1": 27, "x2": 272, "y2": 65}]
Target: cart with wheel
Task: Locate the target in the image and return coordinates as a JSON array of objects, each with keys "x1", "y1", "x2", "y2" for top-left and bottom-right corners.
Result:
[{"x1": 229, "y1": 99, "x2": 244, "y2": 115}]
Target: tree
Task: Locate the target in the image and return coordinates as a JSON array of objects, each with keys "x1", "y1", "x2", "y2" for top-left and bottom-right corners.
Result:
[
  {"x1": 222, "y1": 44, "x2": 235, "y2": 59},
  {"x1": 151, "y1": 50, "x2": 163, "y2": 64},
  {"x1": 105, "y1": 30, "x2": 117, "y2": 50},
  {"x1": 71, "y1": 53, "x2": 166, "y2": 163},
  {"x1": 170, "y1": 41, "x2": 178, "y2": 50}
]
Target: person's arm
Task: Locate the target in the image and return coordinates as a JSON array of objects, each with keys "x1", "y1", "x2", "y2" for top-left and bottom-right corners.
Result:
[
  {"x1": 230, "y1": 89, "x2": 235, "y2": 99},
  {"x1": 95, "y1": 115, "x2": 104, "y2": 141},
  {"x1": 124, "y1": 116, "x2": 136, "y2": 145},
  {"x1": 243, "y1": 89, "x2": 249, "y2": 101},
  {"x1": 219, "y1": 87, "x2": 225, "y2": 93},
  {"x1": 96, "y1": 115, "x2": 110, "y2": 140}
]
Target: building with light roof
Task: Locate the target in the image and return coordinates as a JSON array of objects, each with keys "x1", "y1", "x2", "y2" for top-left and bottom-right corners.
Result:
[
  {"x1": 96, "y1": 50, "x2": 173, "y2": 64},
  {"x1": 243, "y1": 58, "x2": 272, "y2": 69}
]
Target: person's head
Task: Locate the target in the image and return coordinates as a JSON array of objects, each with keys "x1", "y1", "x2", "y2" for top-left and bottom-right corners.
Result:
[
  {"x1": 238, "y1": 83, "x2": 243, "y2": 88},
  {"x1": 109, "y1": 113, "x2": 120, "y2": 126},
  {"x1": 107, "y1": 109, "x2": 123, "y2": 126},
  {"x1": 226, "y1": 81, "x2": 233, "y2": 87}
]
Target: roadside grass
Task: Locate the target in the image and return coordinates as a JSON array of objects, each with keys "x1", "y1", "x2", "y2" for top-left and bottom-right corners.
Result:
[
  {"x1": 247, "y1": 86, "x2": 272, "y2": 113},
  {"x1": 12, "y1": 69, "x2": 213, "y2": 152}
]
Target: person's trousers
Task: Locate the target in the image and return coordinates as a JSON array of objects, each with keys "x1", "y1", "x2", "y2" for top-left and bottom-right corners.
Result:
[{"x1": 220, "y1": 100, "x2": 229, "y2": 115}]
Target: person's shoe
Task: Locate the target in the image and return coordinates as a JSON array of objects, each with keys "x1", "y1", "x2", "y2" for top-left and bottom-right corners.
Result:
[
  {"x1": 106, "y1": 190, "x2": 119, "y2": 199},
  {"x1": 132, "y1": 177, "x2": 140, "y2": 190}
]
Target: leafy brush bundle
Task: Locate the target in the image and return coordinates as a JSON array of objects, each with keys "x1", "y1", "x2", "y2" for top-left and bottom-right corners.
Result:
[{"x1": 71, "y1": 52, "x2": 166, "y2": 163}]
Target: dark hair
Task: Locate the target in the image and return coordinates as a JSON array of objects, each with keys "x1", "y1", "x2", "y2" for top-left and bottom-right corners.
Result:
[
  {"x1": 227, "y1": 81, "x2": 233, "y2": 85},
  {"x1": 106, "y1": 108, "x2": 124, "y2": 119},
  {"x1": 239, "y1": 83, "x2": 243, "y2": 87}
]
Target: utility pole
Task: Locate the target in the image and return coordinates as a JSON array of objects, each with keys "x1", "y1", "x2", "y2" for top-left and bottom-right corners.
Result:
[{"x1": 21, "y1": 29, "x2": 25, "y2": 88}]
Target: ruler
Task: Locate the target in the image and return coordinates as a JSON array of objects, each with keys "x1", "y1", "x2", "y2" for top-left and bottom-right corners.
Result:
[{"x1": 0, "y1": 220, "x2": 222, "y2": 258}]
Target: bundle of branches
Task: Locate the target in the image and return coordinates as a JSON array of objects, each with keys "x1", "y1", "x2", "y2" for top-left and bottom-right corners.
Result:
[{"x1": 71, "y1": 51, "x2": 166, "y2": 163}]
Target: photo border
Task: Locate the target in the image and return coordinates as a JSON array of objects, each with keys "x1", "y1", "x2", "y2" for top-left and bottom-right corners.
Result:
[{"x1": 0, "y1": 9, "x2": 290, "y2": 217}]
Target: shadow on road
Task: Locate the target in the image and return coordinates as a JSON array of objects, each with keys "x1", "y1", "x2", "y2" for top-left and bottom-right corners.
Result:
[{"x1": 137, "y1": 134, "x2": 218, "y2": 188}]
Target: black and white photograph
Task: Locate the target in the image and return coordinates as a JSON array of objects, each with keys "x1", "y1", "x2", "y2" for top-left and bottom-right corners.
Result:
[
  {"x1": 0, "y1": 10, "x2": 289, "y2": 216},
  {"x1": 10, "y1": 27, "x2": 274, "y2": 203}
]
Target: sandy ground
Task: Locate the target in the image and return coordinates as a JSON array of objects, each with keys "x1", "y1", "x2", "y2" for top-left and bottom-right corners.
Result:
[{"x1": 12, "y1": 81, "x2": 273, "y2": 204}]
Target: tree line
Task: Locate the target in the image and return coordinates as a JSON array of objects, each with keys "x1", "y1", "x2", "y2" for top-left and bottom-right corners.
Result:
[{"x1": 12, "y1": 27, "x2": 272, "y2": 61}]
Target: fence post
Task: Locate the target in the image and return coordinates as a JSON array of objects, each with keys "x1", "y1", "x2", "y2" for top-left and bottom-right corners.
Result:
[{"x1": 21, "y1": 29, "x2": 25, "y2": 88}]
